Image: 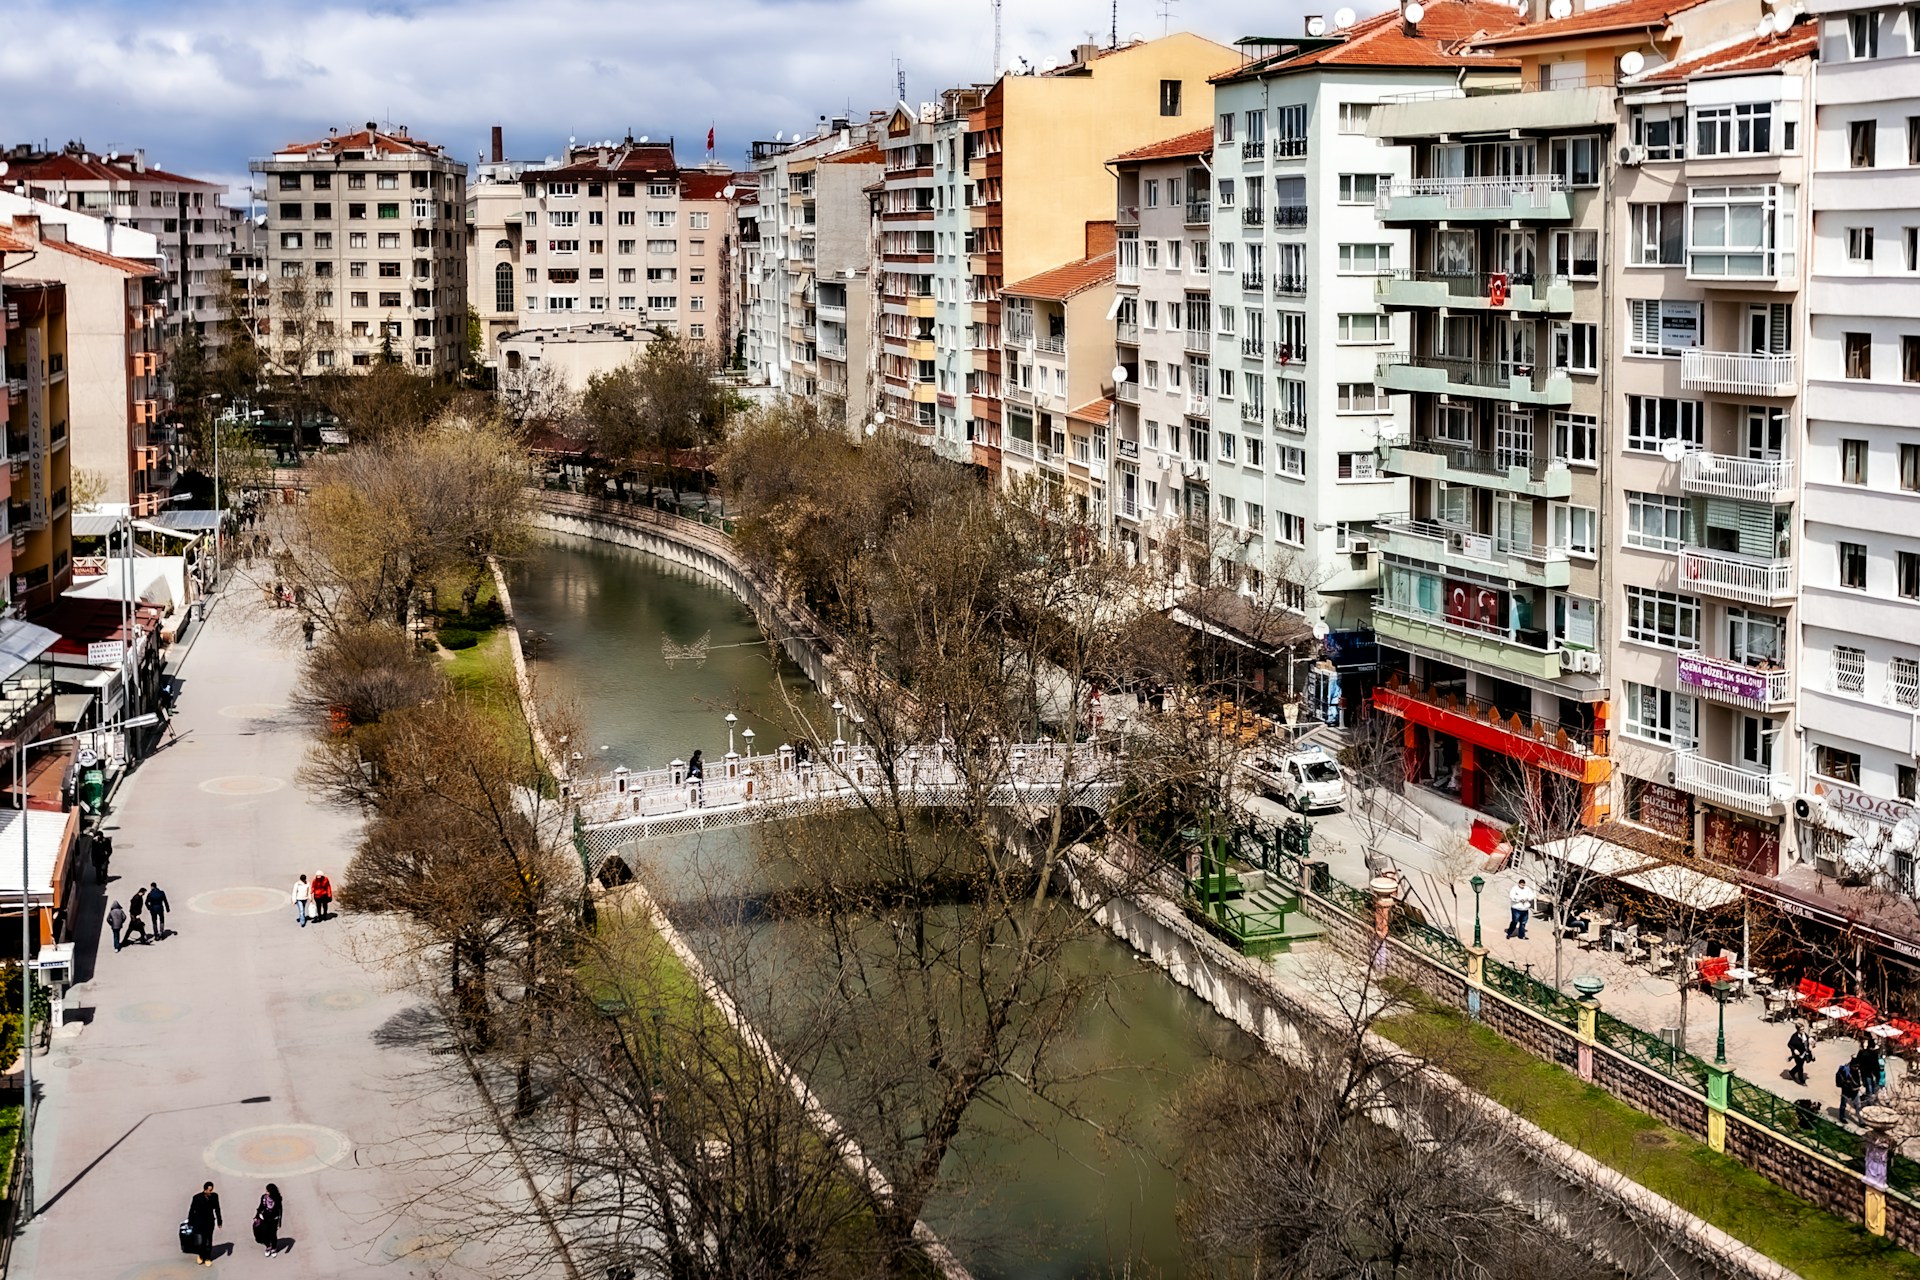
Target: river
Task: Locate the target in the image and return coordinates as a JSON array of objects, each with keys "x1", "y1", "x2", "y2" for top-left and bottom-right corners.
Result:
[{"x1": 507, "y1": 530, "x2": 1243, "y2": 1279}]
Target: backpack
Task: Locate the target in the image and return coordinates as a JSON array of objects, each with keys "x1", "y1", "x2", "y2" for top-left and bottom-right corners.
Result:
[{"x1": 1837, "y1": 1063, "x2": 1858, "y2": 1092}]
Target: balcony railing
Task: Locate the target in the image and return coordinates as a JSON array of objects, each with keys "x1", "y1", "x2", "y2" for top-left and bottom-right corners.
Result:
[
  {"x1": 1242, "y1": 206, "x2": 1266, "y2": 228},
  {"x1": 1116, "y1": 381, "x2": 1140, "y2": 403},
  {"x1": 1273, "y1": 273, "x2": 1308, "y2": 297},
  {"x1": 1117, "y1": 319, "x2": 1141, "y2": 344},
  {"x1": 1380, "y1": 174, "x2": 1567, "y2": 213},
  {"x1": 1679, "y1": 452, "x2": 1795, "y2": 503},
  {"x1": 1679, "y1": 350, "x2": 1798, "y2": 397},
  {"x1": 1677, "y1": 546, "x2": 1795, "y2": 605},
  {"x1": 1034, "y1": 333, "x2": 1066, "y2": 355},
  {"x1": 1676, "y1": 652, "x2": 1793, "y2": 712},
  {"x1": 1274, "y1": 137, "x2": 1307, "y2": 159},
  {"x1": 1241, "y1": 336, "x2": 1264, "y2": 358},
  {"x1": 1271, "y1": 203, "x2": 1308, "y2": 229},
  {"x1": 1184, "y1": 330, "x2": 1210, "y2": 354},
  {"x1": 1185, "y1": 201, "x2": 1211, "y2": 226},
  {"x1": 1377, "y1": 351, "x2": 1568, "y2": 395},
  {"x1": 1273, "y1": 407, "x2": 1307, "y2": 433},
  {"x1": 1002, "y1": 434, "x2": 1037, "y2": 460},
  {"x1": 1386, "y1": 440, "x2": 1565, "y2": 486},
  {"x1": 1378, "y1": 268, "x2": 1571, "y2": 302},
  {"x1": 1671, "y1": 750, "x2": 1788, "y2": 817},
  {"x1": 1376, "y1": 513, "x2": 1568, "y2": 574},
  {"x1": 1240, "y1": 400, "x2": 1265, "y2": 424},
  {"x1": 1242, "y1": 139, "x2": 1266, "y2": 160},
  {"x1": 1241, "y1": 272, "x2": 1265, "y2": 292},
  {"x1": 1187, "y1": 394, "x2": 1210, "y2": 418},
  {"x1": 1116, "y1": 263, "x2": 1141, "y2": 286},
  {"x1": 1273, "y1": 341, "x2": 1306, "y2": 364}
]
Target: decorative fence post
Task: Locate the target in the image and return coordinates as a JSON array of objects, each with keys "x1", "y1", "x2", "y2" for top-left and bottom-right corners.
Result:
[
  {"x1": 1704, "y1": 1061, "x2": 1731, "y2": 1154},
  {"x1": 1572, "y1": 975, "x2": 1603, "y2": 1082},
  {"x1": 1864, "y1": 1105, "x2": 1897, "y2": 1237}
]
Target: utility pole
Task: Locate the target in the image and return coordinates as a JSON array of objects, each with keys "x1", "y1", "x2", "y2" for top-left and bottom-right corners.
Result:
[{"x1": 990, "y1": 0, "x2": 1003, "y2": 74}]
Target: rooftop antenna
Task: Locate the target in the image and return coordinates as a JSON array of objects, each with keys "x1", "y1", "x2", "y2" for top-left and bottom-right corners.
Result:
[
  {"x1": 1112, "y1": 0, "x2": 1119, "y2": 45},
  {"x1": 895, "y1": 55, "x2": 906, "y2": 103},
  {"x1": 1156, "y1": 0, "x2": 1180, "y2": 35},
  {"x1": 990, "y1": 0, "x2": 1003, "y2": 78}
]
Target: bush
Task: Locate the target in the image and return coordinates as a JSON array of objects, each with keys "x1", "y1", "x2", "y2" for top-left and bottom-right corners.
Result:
[{"x1": 438, "y1": 628, "x2": 480, "y2": 651}]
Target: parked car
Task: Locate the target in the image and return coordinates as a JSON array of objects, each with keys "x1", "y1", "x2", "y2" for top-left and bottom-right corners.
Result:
[{"x1": 1248, "y1": 744, "x2": 1347, "y2": 813}]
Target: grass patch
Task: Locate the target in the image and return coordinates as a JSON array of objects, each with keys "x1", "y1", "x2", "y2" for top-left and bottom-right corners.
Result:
[{"x1": 1380, "y1": 1002, "x2": 1920, "y2": 1279}]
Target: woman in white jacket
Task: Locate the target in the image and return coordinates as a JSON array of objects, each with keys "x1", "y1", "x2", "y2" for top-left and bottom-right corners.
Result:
[{"x1": 292, "y1": 874, "x2": 313, "y2": 928}]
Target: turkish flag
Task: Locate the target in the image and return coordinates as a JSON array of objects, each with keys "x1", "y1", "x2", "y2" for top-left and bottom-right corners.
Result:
[{"x1": 707, "y1": 127, "x2": 715, "y2": 151}]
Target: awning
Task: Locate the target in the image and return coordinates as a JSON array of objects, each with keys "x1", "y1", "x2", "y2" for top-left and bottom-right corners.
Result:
[
  {"x1": 1533, "y1": 836, "x2": 1656, "y2": 880},
  {"x1": 0, "y1": 806, "x2": 78, "y2": 907},
  {"x1": 71, "y1": 513, "x2": 119, "y2": 538},
  {"x1": 1616, "y1": 862, "x2": 1744, "y2": 911},
  {"x1": 147, "y1": 509, "x2": 225, "y2": 532},
  {"x1": 0, "y1": 619, "x2": 60, "y2": 685},
  {"x1": 1535, "y1": 834, "x2": 1740, "y2": 909}
]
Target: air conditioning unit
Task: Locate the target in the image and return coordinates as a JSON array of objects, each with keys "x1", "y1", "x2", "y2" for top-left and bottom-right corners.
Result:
[
  {"x1": 1793, "y1": 793, "x2": 1830, "y2": 823},
  {"x1": 1349, "y1": 538, "x2": 1372, "y2": 555},
  {"x1": 1619, "y1": 144, "x2": 1648, "y2": 167}
]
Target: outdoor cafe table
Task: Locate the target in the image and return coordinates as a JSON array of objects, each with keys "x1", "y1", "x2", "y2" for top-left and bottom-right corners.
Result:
[
  {"x1": 1819, "y1": 1005, "x2": 1854, "y2": 1037},
  {"x1": 1870, "y1": 1023, "x2": 1902, "y2": 1041},
  {"x1": 1727, "y1": 966, "x2": 1755, "y2": 996}
]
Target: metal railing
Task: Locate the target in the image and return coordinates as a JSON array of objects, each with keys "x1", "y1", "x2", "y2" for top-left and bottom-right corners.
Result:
[
  {"x1": 1383, "y1": 74, "x2": 1617, "y2": 103},
  {"x1": 1677, "y1": 546, "x2": 1795, "y2": 604},
  {"x1": 1386, "y1": 439, "x2": 1562, "y2": 484},
  {"x1": 1241, "y1": 336, "x2": 1264, "y2": 358},
  {"x1": 1370, "y1": 598, "x2": 1561, "y2": 652},
  {"x1": 1274, "y1": 137, "x2": 1308, "y2": 159},
  {"x1": 1380, "y1": 174, "x2": 1567, "y2": 212},
  {"x1": 1377, "y1": 350, "x2": 1565, "y2": 392},
  {"x1": 1273, "y1": 273, "x2": 1308, "y2": 297},
  {"x1": 1272, "y1": 203, "x2": 1308, "y2": 229},
  {"x1": 1242, "y1": 139, "x2": 1266, "y2": 160},
  {"x1": 1272, "y1": 407, "x2": 1307, "y2": 433},
  {"x1": 1184, "y1": 330, "x2": 1210, "y2": 354},
  {"x1": 1242, "y1": 206, "x2": 1266, "y2": 227},
  {"x1": 1379, "y1": 268, "x2": 1569, "y2": 299},
  {"x1": 1116, "y1": 381, "x2": 1140, "y2": 403},
  {"x1": 1677, "y1": 652, "x2": 1793, "y2": 710},
  {"x1": 1116, "y1": 320, "x2": 1140, "y2": 344},
  {"x1": 1375, "y1": 513, "x2": 1567, "y2": 567},
  {"x1": 1671, "y1": 750, "x2": 1786, "y2": 814},
  {"x1": 1241, "y1": 272, "x2": 1265, "y2": 292},
  {"x1": 1679, "y1": 452, "x2": 1795, "y2": 500},
  {"x1": 1679, "y1": 350, "x2": 1798, "y2": 397},
  {"x1": 1185, "y1": 201, "x2": 1211, "y2": 225},
  {"x1": 1240, "y1": 400, "x2": 1265, "y2": 424},
  {"x1": 1186, "y1": 394, "x2": 1210, "y2": 418},
  {"x1": 1273, "y1": 341, "x2": 1306, "y2": 363}
]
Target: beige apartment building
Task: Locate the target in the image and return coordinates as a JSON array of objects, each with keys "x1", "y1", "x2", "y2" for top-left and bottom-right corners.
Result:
[
  {"x1": 1, "y1": 241, "x2": 76, "y2": 612},
  {"x1": 250, "y1": 125, "x2": 469, "y2": 376},
  {"x1": 467, "y1": 128, "x2": 533, "y2": 359}
]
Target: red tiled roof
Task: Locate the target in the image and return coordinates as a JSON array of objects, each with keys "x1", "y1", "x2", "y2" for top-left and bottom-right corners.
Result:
[
  {"x1": 1473, "y1": 0, "x2": 1714, "y2": 47},
  {"x1": 1215, "y1": 0, "x2": 1524, "y2": 80},
  {"x1": 279, "y1": 127, "x2": 445, "y2": 156},
  {"x1": 1634, "y1": 18, "x2": 1817, "y2": 80},
  {"x1": 1067, "y1": 397, "x2": 1115, "y2": 426},
  {"x1": 824, "y1": 143, "x2": 884, "y2": 165},
  {"x1": 1111, "y1": 128, "x2": 1214, "y2": 165},
  {"x1": 7, "y1": 220, "x2": 159, "y2": 276},
  {"x1": 541, "y1": 143, "x2": 680, "y2": 178},
  {"x1": 681, "y1": 172, "x2": 747, "y2": 200},
  {"x1": 1004, "y1": 251, "x2": 1116, "y2": 301},
  {"x1": 7, "y1": 153, "x2": 221, "y2": 190},
  {"x1": 0, "y1": 229, "x2": 31, "y2": 254}
]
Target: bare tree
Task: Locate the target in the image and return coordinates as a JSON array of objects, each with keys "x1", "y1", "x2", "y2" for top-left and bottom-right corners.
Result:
[{"x1": 579, "y1": 333, "x2": 732, "y2": 499}]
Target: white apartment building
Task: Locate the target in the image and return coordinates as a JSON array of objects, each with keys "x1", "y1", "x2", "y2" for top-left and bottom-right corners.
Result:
[
  {"x1": 467, "y1": 127, "x2": 533, "y2": 360},
  {"x1": 1801, "y1": 0, "x2": 1920, "y2": 892},
  {"x1": 251, "y1": 125, "x2": 469, "y2": 376}
]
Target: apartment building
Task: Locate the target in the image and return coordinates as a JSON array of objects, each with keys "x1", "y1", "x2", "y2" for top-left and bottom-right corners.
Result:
[
  {"x1": 966, "y1": 34, "x2": 1237, "y2": 475},
  {"x1": 467, "y1": 128, "x2": 532, "y2": 360},
  {"x1": 4, "y1": 144, "x2": 237, "y2": 350},
  {"x1": 1799, "y1": 0, "x2": 1920, "y2": 892},
  {"x1": 1209, "y1": 6, "x2": 1536, "y2": 648},
  {"x1": 250, "y1": 125, "x2": 469, "y2": 376},
  {"x1": 747, "y1": 121, "x2": 884, "y2": 430},
  {"x1": 0, "y1": 201, "x2": 169, "y2": 515},
  {"x1": 1, "y1": 236, "x2": 76, "y2": 613},
  {"x1": 999, "y1": 228, "x2": 1117, "y2": 517},
  {"x1": 1609, "y1": 26, "x2": 1816, "y2": 876}
]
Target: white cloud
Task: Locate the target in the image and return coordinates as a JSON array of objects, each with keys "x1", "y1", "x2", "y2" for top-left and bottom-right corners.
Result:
[{"x1": 0, "y1": 0, "x2": 1299, "y2": 189}]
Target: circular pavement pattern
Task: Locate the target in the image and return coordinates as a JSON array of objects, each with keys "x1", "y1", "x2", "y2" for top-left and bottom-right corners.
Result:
[
  {"x1": 216, "y1": 702, "x2": 283, "y2": 720},
  {"x1": 187, "y1": 887, "x2": 290, "y2": 916},
  {"x1": 199, "y1": 775, "x2": 285, "y2": 796},
  {"x1": 117, "y1": 1262, "x2": 210, "y2": 1280},
  {"x1": 204, "y1": 1123, "x2": 353, "y2": 1180},
  {"x1": 307, "y1": 988, "x2": 374, "y2": 1013},
  {"x1": 118, "y1": 1000, "x2": 191, "y2": 1024}
]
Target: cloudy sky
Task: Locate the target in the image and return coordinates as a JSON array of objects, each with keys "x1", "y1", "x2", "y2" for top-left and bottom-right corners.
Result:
[{"x1": 0, "y1": 0, "x2": 1297, "y2": 201}]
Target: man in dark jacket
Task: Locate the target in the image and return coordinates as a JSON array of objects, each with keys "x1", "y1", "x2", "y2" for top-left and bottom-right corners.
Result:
[
  {"x1": 187, "y1": 1181, "x2": 222, "y2": 1265},
  {"x1": 125, "y1": 888, "x2": 150, "y2": 945},
  {"x1": 1786, "y1": 1023, "x2": 1813, "y2": 1086},
  {"x1": 1837, "y1": 1058, "x2": 1867, "y2": 1125},
  {"x1": 146, "y1": 882, "x2": 171, "y2": 939}
]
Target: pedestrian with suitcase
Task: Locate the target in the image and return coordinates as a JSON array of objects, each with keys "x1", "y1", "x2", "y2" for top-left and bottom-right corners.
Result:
[{"x1": 184, "y1": 1181, "x2": 222, "y2": 1265}]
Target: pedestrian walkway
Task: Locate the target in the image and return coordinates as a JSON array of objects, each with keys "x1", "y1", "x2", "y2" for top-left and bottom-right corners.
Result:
[
  {"x1": 13, "y1": 584, "x2": 517, "y2": 1277},
  {"x1": 1246, "y1": 785, "x2": 1905, "y2": 1128}
]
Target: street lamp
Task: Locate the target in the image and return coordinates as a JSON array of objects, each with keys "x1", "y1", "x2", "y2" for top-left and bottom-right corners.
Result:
[
  {"x1": 1713, "y1": 977, "x2": 1735, "y2": 1065},
  {"x1": 1469, "y1": 874, "x2": 1486, "y2": 948},
  {"x1": 831, "y1": 699, "x2": 845, "y2": 744},
  {"x1": 17, "y1": 711, "x2": 159, "y2": 1218},
  {"x1": 740, "y1": 727, "x2": 754, "y2": 760},
  {"x1": 724, "y1": 713, "x2": 737, "y2": 756}
]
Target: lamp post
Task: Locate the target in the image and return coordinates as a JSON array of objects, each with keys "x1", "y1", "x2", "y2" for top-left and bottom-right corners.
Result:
[
  {"x1": 17, "y1": 712, "x2": 159, "y2": 1218},
  {"x1": 724, "y1": 713, "x2": 737, "y2": 756},
  {"x1": 1470, "y1": 874, "x2": 1486, "y2": 948},
  {"x1": 831, "y1": 699, "x2": 845, "y2": 744},
  {"x1": 1713, "y1": 977, "x2": 1735, "y2": 1066},
  {"x1": 741, "y1": 727, "x2": 754, "y2": 760}
]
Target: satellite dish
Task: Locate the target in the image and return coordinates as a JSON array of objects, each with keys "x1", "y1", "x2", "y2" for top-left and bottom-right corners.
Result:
[
  {"x1": 567, "y1": 135, "x2": 576, "y2": 144},
  {"x1": 1514, "y1": 0, "x2": 1529, "y2": 14},
  {"x1": 1894, "y1": 817, "x2": 1920, "y2": 854},
  {"x1": 1659, "y1": 439, "x2": 1688, "y2": 463},
  {"x1": 1403, "y1": 3, "x2": 1424, "y2": 23},
  {"x1": 107, "y1": 151, "x2": 119, "y2": 162},
  {"x1": 1306, "y1": 15, "x2": 1328, "y2": 35},
  {"x1": 254, "y1": 272, "x2": 268, "y2": 284},
  {"x1": 1129, "y1": 30, "x2": 1143, "y2": 41},
  {"x1": 1548, "y1": 0, "x2": 1571, "y2": 17},
  {"x1": 1620, "y1": 49, "x2": 1645, "y2": 74},
  {"x1": 1041, "y1": 56, "x2": 1060, "y2": 71},
  {"x1": 775, "y1": 131, "x2": 784, "y2": 141},
  {"x1": 1112, "y1": 365, "x2": 1130, "y2": 383},
  {"x1": 1755, "y1": 15, "x2": 1774, "y2": 36},
  {"x1": 721, "y1": 185, "x2": 736, "y2": 199},
  {"x1": 1335, "y1": 6, "x2": 1357, "y2": 27},
  {"x1": 639, "y1": 135, "x2": 649, "y2": 143}
]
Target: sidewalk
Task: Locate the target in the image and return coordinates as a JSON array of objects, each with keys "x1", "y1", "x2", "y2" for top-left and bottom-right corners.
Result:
[
  {"x1": 12, "y1": 584, "x2": 516, "y2": 1277},
  {"x1": 1245, "y1": 783, "x2": 1904, "y2": 1127}
]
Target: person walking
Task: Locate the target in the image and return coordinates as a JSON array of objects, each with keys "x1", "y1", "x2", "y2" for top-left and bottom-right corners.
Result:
[
  {"x1": 106, "y1": 900, "x2": 127, "y2": 952},
  {"x1": 125, "y1": 887, "x2": 150, "y2": 945},
  {"x1": 187, "y1": 1181, "x2": 223, "y2": 1266},
  {"x1": 89, "y1": 831, "x2": 111, "y2": 882},
  {"x1": 1506, "y1": 878, "x2": 1535, "y2": 941},
  {"x1": 1837, "y1": 1056, "x2": 1867, "y2": 1125},
  {"x1": 146, "y1": 881, "x2": 171, "y2": 940},
  {"x1": 687, "y1": 749, "x2": 704, "y2": 807},
  {"x1": 292, "y1": 874, "x2": 312, "y2": 927},
  {"x1": 311, "y1": 871, "x2": 333, "y2": 922},
  {"x1": 1856, "y1": 1041, "x2": 1887, "y2": 1105},
  {"x1": 1787, "y1": 1023, "x2": 1814, "y2": 1086},
  {"x1": 302, "y1": 617, "x2": 316, "y2": 650},
  {"x1": 252, "y1": 1183, "x2": 284, "y2": 1257}
]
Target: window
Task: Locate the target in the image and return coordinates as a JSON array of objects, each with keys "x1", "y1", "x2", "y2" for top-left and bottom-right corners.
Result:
[
  {"x1": 1832, "y1": 645, "x2": 1868, "y2": 694},
  {"x1": 1216, "y1": 112, "x2": 1235, "y2": 142},
  {"x1": 411, "y1": 198, "x2": 432, "y2": 218},
  {"x1": 1550, "y1": 503, "x2": 1597, "y2": 556},
  {"x1": 1623, "y1": 682, "x2": 1698, "y2": 749},
  {"x1": 1338, "y1": 102, "x2": 1373, "y2": 133},
  {"x1": 378, "y1": 262, "x2": 401, "y2": 278},
  {"x1": 1840, "y1": 540, "x2": 1869, "y2": 589},
  {"x1": 1628, "y1": 300, "x2": 1701, "y2": 357},
  {"x1": 1903, "y1": 443, "x2": 1920, "y2": 490},
  {"x1": 278, "y1": 232, "x2": 302, "y2": 250},
  {"x1": 1144, "y1": 179, "x2": 1159, "y2": 209},
  {"x1": 1911, "y1": 116, "x2": 1920, "y2": 166},
  {"x1": 1337, "y1": 174, "x2": 1384, "y2": 204},
  {"x1": 378, "y1": 231, "x2": 401, "y2": 249},
  {"x1": 1631, "y1": 103, "x2": 1687, "y2": 159},
  {"x1": 1337, "y1": 452, "x2": 1379, "y2": 479},
  {"x1": 1338, "y1": 383, "x2": 1386, "y2": 412},
  {"x1": 647, "y1": 240, "x2": 676, "y2": 255},
  {"x1": 1843, "y1": 438, "x2": 1870, "y2": 484},
  {"x1": 1624, "y1": 396, "x2": 1703, "y2": 452},
  {"x1": 1550, "y1": 136, "x2": 1601, "y2": 187},
  {"x1": 1905, "y1": 336, "x2": 1920, "y2": 382},
  {"x1": 1338, "y1": 243, "x2": 1392, "y2": 274},
  {"x1": 1551, "y1": 322, "x2": 1598, "y2": 373},
  {"x1": 1629, "y1": 202, "x2": 1685, "y2": 265},
  {"x1": 1277, "y1": 446, "x2": 1306, "y2": 477},
  {"x1": 1816, "y1": 744, "x2": 1863, "y2": 786},
  {"x1": 1850, "y1": 11, "x2": 1879, "y2": 58},
  {"x1": 1246, "y1": 438, "x2": 1264, "y2": 468},
  {"x1": 1851, "y1": 120, "x2": 1878, "y2": 168},
  {"x1": 619, "y1": 240, "x2": 637, "y2": 254},
  {"x1": 1550, "y1": 412, "x2": 1597, "y2": 467},
  {"x1": 1696, "y1": 103, "x2": 1775, "y2": 158},
  {"x1": 349, "y1": 292, "x2": 368, "y2": 308},
  {"x1": 1159, "y1": 79, "x2": 1183, "y2": 116},
  {"x1": 1277, "y1": 512, "x2": 1306, "y2": 545},
  {"x1": 377, "y1": 203, "x2": 399, "y2": 219},
  {"x1": 1551, "y1": 229, "x2": 1599, "y2": 279},
  {"x1": 1846, "y1": 332, "x2": 1873, "y2": 379},
  {"x1": 493, "y1": 262, "x2": 513, "y2": 312},
  {"x1": 1626, "y1": 491, "x2": 1690, "y2": 551},
  {"x1": 347, "y1": 202, "x2": 367, "y2": 220},
  {"x1": 1900, "y1": 551, "x2": 1920, "y2": 599},
  {"x1": 1338, "y1": 313, "x2": 1389, "y2": 344},
  {"x1": 647, "y1": 295, "x2": 677, "y2": 311},
  {"x1": 1848, "y1": 227, "x2": 1875, "y2": 262},
  {"x1": 1625, "y1": 587, "x2": 1701, "y2": 649},
  {"x1": 1689, "y1": 185, "x2": 1794, "y2": 279},
  {"x1": 1217, "y1": 495, "x2": 1236, "y2": 525},
  {"x1": 346, "y1": 174, "x2": 366, "y2": 190}
]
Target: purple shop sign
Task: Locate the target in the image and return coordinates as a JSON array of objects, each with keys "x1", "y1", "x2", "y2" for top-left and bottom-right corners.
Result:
[{"x1": 1676, "y1": 654, "x2": 1773, "y2": 702}]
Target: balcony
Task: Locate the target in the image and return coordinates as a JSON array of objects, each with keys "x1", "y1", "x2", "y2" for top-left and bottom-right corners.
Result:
[
  {"x1": 1116, "y1": 381, "x2": 1140, "y2": 404},
  {"x1": 1274, "y1": 137, "x2": 1307, "y2": 159},
  {"x1": 1117, "y1": 263, "x2": 1140, "y2": 286},
  {"x1": 1117, "y1": 319, "x2": 1140, "y2": 345},
  {"x1": 1375, "y1": 514, "x2": 1571, "y2": 589},
  {"x1": 1273, "y1": 274, "x2": 1308, "y2": 297},
  {"x1": 1242, "y1": 206, "x2": 1265, "y2": 228},
  {"x1": 1186, "y1": 394, "x2": 1210, "y2": 419},
  {"x1": 1240, "y1": 400, "x2": 1265, "y2": 425},
  {"x1": 1679, "y1": 350, "x2": 1797, "y2": 397},
  {"x1": 1381, "y1": 441, "x2": 1573, "y2": 499},
  {"x1": 1184, "y1": 330, "x2": 1210, "y2": 355},
  {"x1": 1670, "y1": 750, "x2": 1789, "y2": 818},
  {"x1": 1185, "y1": 201, "x2": 1211, "y2": 227},
  {"x1": 1273, "y1": 341, "x2": 1306, "y2": 365},
  {"x1": 1676, "y1": 653, "x2": 1793, "y2": 713},
  {"x1": 1375, "y1": 351, "x2": 1572, "y2": 406},
  {"x1": 1679, "y1": 452, "x2": 1795, "y2": 505},
  {"x1": 1271, "y1": 203, "x2": 1308, "y2": 229},
  {"x1": 1372, "y1": 82, "x2": 1616, "y2": 143},
  {"x1": 1241, "y1": 272, "x2": 1265, "y2": 293},
  {"x1": 1240, "y1": 336, "x2": 1264, "y2": 359},
  {"x1": 1378, "y1": 175, "x2": 1569, "y2": 223},
  {"x1": 1677, "y1": 546, "x2": 1795, "y2": 606},
  {"x1": 1371, "y1": 601, "x2": 1567, "y2": 683},
  {"x1": 1273, "y1": 407, "x2": 1307, "y2": 434},
  {"x1": 1376, "y1": 269, "x2": 1574, "y2": 315},
  {"x1": 1374, "y1": 681, "x2": 1608, "y2": 784},
  {"x1": 1242, "y1": 139, "x2": 1266, "y2": 160}
]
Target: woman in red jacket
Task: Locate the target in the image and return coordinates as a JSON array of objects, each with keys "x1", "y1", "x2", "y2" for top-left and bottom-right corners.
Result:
[{"x1": 310, "y1": 872, "x2": 333, "y2": 922}]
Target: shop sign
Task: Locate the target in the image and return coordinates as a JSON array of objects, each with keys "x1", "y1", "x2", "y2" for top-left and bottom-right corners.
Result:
[
  {"x1": 87, "y1": 640, "x2": 125, "y2": 668},
  {"x1": 1813, "y1": 781, "x2": 1917, "y2": 831},
  {"x1": 1703, "y1": 807, "x2": 1779, "y2": 875},
  {"x1": 1676, "y1": 654, "x2": 1771, "y2": 703},
  {"x1": 1631, "y1": 779, "x2": 1692, "y2": 839}
]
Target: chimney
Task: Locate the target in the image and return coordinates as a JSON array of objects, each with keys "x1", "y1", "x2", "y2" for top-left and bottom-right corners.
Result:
[
  {"x1": 1075, "y1": 42, "x2": 1100, "y2": 66},
  {"x1": 491, "y1": 126, "x2": 504, "y2": 163},
  {"x1": 1084, "y1": 219, "x2": 1116, "y2": 259}
]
